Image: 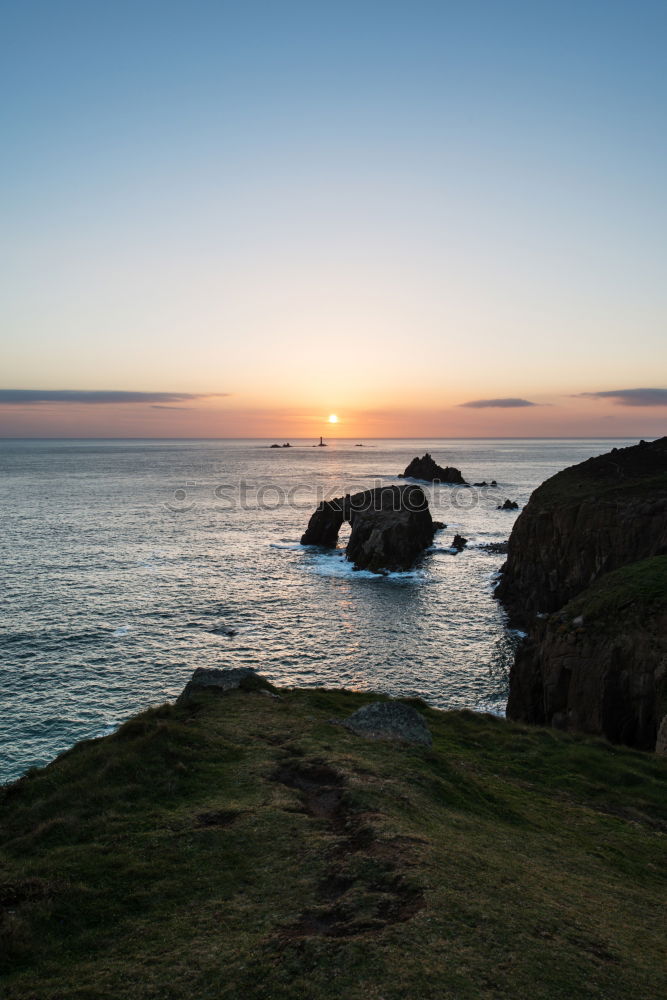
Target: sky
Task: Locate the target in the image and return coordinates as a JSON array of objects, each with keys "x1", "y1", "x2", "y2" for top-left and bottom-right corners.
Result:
[{"x1": 1, "y1": 0, "x2": 666, "y2": 438}]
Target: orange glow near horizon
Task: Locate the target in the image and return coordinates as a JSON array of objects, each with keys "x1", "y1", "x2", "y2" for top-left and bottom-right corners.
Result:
[
  {"x1": 0, "y1": 392, "x2": 665, "y2": 439},
  {"x1": 3, "y1": 6, "x2": 666, "y2": 445}
]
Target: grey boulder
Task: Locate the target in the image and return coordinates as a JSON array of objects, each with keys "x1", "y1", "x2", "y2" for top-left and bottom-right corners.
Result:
[
  {"x1": 178, "y1": 667, "x2": 267, "y2": 704},
  {"x1": 340, "y1": 700, "x2": 432, "y2": 746}
]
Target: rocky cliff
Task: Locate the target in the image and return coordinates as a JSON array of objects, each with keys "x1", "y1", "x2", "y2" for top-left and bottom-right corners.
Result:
[
  {"x1": 496, "y1": 437, "x2": 667, "y2": 627},
  {"x1": 506, "y1": 557, "x2": 667, "y2": 750},
  {"x1": 496, "y1": 437, "x2": 667, "y2": 750}
]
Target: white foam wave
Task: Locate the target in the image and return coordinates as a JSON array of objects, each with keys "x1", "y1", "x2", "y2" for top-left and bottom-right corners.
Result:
[
  {"x1": 306, "y1": 551, "x2": 426, "y2": 582},
  {"x1": 484, "y1": 570, "x2": 503, "y2": 593},
  {"x1": 473, "y1": 700, "x2": 507, "y2": 718},
  {"x1": 112, "y1": 626, "x2": 131, "y2": 637},
  {"x1": 94, "y1": 723, "x2": 119, "y2": 738}
]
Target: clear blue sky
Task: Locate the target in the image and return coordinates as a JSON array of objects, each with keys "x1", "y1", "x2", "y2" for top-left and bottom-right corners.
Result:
[{"x1": 2, "y1": 0, "x2": 666, "y2": 436}]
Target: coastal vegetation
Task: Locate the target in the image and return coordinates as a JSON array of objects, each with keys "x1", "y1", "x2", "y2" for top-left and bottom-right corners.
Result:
[
  {"x1": 562, "y1": 555, "x2": 667, "y2": 627},
  {"x1": 1, "y1": 682, "x2": 666, "y2": 999}
]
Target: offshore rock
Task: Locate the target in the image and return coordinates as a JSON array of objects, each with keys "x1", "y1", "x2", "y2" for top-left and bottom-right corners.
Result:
[
  {"x1": 300, "y1": 496, "x2": 346, "y2": 548},
  {"x1": 480, "y1": 541, "x2": 509, "y2": 554},
  {"x1": 498, "y1": 499, "x2": 519, "y2": 510},
  {"x1": 451, "y1": 534, "x2": 468, "y2": 551},
  {"x1": 340, "y1": 700, "x2": 432, "y2": 746},
  {"x1": 301, "y1": 484, "x2": 437, "y2": 573},
  {"x1": 399, "y1": 453, "x2": 467, "y2": 484}
]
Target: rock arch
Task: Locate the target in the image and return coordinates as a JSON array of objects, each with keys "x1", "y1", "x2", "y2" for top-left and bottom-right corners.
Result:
[{"x1": 300, "y1": 484, "x2": 439, "y2": 572}]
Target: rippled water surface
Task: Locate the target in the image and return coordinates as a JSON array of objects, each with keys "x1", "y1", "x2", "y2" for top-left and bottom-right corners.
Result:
[{"x1": 0, "y1": 437, "x2": 635, "y2": 782}]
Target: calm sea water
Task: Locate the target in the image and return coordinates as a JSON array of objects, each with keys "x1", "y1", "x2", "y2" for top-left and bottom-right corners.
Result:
[{"x1": 0, "y1": 437, "x2": 636, "y2": 783}]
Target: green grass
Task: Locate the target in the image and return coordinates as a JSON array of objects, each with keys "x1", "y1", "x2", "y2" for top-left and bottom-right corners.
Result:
[
  {"x1": 1, "y1": 686, "x2": 666, "y2": 999},
  {"x1": 527, "y1": 438, "x2": 667, "y2": 509},
  {"x1": 560, "y1": 556, "x2": 667, "y2": 627}
]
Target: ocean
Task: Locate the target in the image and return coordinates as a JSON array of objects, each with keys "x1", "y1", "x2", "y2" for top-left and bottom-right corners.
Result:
[{"x1": 0, "y1": 437, "x2": 636, "y2": 784}]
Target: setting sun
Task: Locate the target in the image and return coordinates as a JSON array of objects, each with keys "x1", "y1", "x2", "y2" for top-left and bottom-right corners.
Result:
[{"x1": 328, "y1": 414, "x2": 339, "y2": 424}]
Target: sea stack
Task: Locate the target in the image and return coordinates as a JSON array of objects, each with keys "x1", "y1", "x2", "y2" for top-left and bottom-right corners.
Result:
[
  {"x1": 399, "y1": 453, "x2": 466, "y2": 484},
  {"x1": 301, "y1": 484, "x2": 438, "y2": 572}
]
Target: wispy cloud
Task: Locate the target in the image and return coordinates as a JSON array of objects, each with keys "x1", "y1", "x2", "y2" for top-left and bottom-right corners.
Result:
[
  {"x1": 0, "y1": 390, "x2": 229, "y2": 405},
  {"x1": 576, "y1": 388, "x2": 667, "y2": 407},
  {"x1": 151, "y1": 404, "x2": 194, "y2": 411},
  {"x1": 458, "y1": 397, "x2": 538, "y2": 409}
]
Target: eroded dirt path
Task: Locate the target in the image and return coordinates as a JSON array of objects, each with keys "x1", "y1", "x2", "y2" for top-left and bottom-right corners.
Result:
[{"x1": 272, "y1": 755, "x2": 425, "y2": 938}]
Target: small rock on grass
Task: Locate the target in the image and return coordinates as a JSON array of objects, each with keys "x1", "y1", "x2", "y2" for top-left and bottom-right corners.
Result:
[
  {"x1": 337, "y1": 700, "x2": 432, "y2": 747},
  {"x1": 177, "y1": 667, "x2": 274, "y2": 705}
]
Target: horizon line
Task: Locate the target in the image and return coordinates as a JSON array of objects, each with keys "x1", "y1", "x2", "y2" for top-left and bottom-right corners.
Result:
[{"x1": 0, "y1": 436, "x2": 654, "y2": 443}]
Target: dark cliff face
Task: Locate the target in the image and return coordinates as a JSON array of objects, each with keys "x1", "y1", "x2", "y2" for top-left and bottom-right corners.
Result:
[
  {"x1": 507, "y1": 587, "x2": 667, "y2": 750},
  {"x1": 495, "y1": 437, "x2": 667, "y2": 628},
  {"x1": 496, "y1": 437, "x2": 667, "y2": 751}
]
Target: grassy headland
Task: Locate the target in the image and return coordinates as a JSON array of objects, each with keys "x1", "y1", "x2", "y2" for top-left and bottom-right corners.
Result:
[
  {"x1": 528, "y1": 437, "x2": 667, "y2": 509},
  {"x1": 1, "y1": 684, "x2": 666, "y2": 999},
  {"x1": 560, "y1": 555, "x2": 667, "y2": 628}
]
